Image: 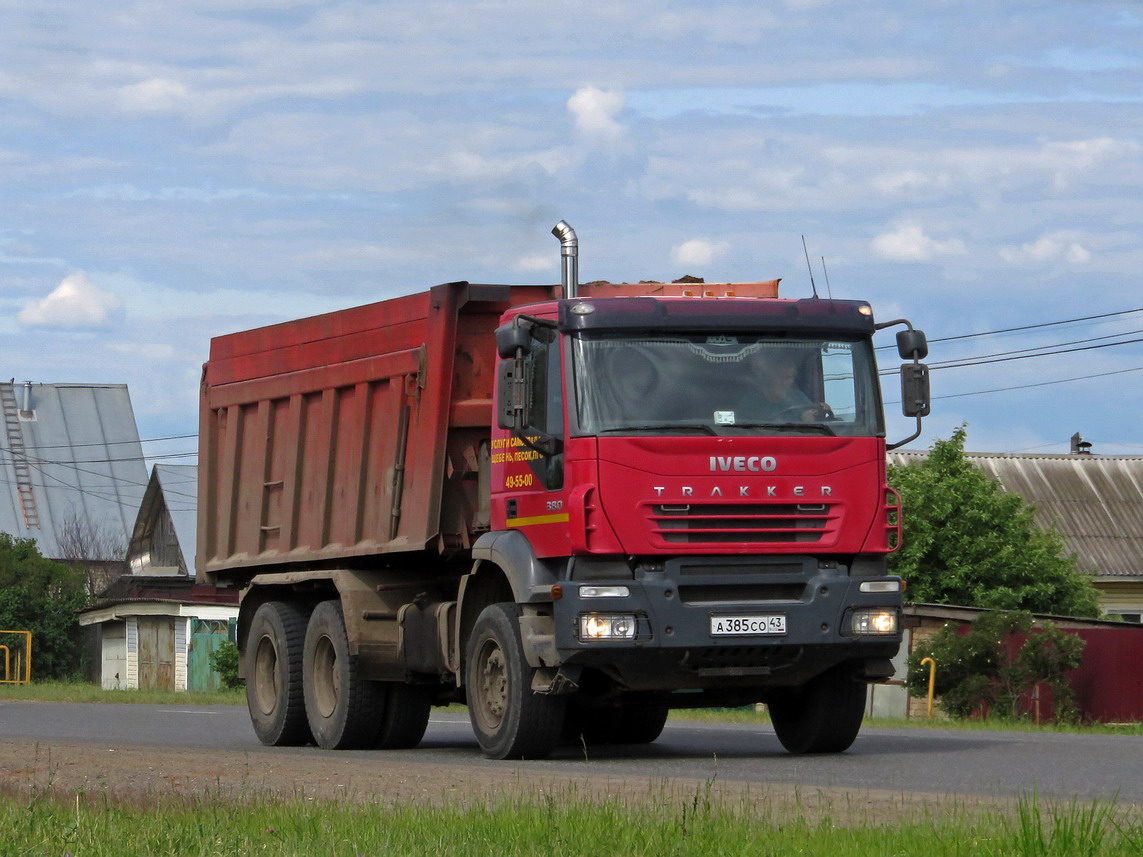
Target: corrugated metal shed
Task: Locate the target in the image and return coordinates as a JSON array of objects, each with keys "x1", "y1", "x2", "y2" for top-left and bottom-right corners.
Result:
[
  {"x1": 889, "y1": 450, "x2": 1143, "y2": 581},
  {"x1": 0, "y1": 381, "x2": 148, "y2": 560},
  {"x1": 127, "y1": 465, "x2": 198, "y2": 577}
]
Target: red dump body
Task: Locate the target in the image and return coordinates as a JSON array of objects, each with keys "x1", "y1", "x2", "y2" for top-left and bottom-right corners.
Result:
[{"x1": 198, "y1": 279, "x2": 780, "y2": 582}]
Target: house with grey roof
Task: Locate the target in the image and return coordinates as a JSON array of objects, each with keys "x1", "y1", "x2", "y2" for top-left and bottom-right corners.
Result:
[
  {"x1": 888, "y1": 448, "x2": 1143, "y2": 621},
  {"x1": 79, "y1": 465, "x2": 239, "y2": 691},
  {"x1": 0, "y1": 380, "x2": 147, "y2": 575}
]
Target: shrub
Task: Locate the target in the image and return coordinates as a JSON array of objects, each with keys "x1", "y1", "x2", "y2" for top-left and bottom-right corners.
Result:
[
  {"x1": 209, "y1": 641, "x2": 243, "y2": 689},
  {"x1": 907, "y1": 610, "x2": 1085, "y2": 721}
]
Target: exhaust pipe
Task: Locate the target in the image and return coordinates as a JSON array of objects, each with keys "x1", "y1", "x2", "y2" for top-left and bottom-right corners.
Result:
[{"x1": 551, "y1": 220, "x2": 579, "y2": 299}]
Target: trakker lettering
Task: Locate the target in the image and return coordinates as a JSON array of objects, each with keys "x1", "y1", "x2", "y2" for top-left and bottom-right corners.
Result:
[
  {"x1": 653, "y1": 485, "x2": 833, "y2": 498},
  {"x1": 710, "y1": 455, "x2": 777, "y2": 472}
]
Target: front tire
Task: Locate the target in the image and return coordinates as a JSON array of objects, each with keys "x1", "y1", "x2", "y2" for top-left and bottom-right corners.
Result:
[
  {"x1": 303, "y1": 600, "x2": 386, "y2": 750},
  {"x1": 246, "y1": 600, "x2": 313, "y2": 747},
  {"x1": 466, "y1": 603, "x2": 566, "y2": 760},
  {"x1": 768, "y1": 664, "x2": 867, "y2": 754},
  {"x1": 614, "y1": 704, "x2": 670, "y2": 745}
]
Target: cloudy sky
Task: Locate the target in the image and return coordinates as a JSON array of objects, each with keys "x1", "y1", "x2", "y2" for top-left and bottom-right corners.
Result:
[{"x1": 2, "y1": 1, "x2": 1142, "y2": 463}]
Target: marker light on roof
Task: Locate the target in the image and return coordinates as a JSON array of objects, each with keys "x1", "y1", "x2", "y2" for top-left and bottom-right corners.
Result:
[{"x1": 570, "y1": 303, "x2": 595, "y2": 315}]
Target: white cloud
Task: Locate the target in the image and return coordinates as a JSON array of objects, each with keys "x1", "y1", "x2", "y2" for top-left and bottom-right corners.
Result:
[
  {"x1": 512, "y1": 254, "x2": 556, "y2": 273},
  {"x1": 18, "y1": 273, "x2": 124, "y2": 329},
  {"x1": 870, "y1": 225, "x2": 967, "y2": 262},
  {"x1": 117, "y1": 77, "x2": 190, "y2": 113},
  {"x1": 671, "y1": 239, "x2": 730, "y2": 267},
  {"x1": 998, "y1": 234, "x2": 1092, "y2": 264},
  {"x1": 567, "y1": 86, "x2": 626, "y2": 142}
]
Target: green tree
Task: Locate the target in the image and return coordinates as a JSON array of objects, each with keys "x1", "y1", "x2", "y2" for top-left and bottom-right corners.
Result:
[
  {"x1": 906, "y1": 611, "x2": 1086, "y2": 721},
  {"x1": 889, "y1": 426, "x2": 1101, "y2": 617},
  {"x1": 0, "y1": 533, "x2": 88, "y2": 679}
]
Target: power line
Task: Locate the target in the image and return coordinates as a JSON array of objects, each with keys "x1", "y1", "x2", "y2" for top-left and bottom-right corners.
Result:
[
  {"x1": 928, "y1": 366, "x2": 1143, "y2": 401},
  {"x1": 924, "y1": 329, "x2": 1143, "y2": 369},
  {"x1": 876, "y1": 306, "x2": 1143, "y2": 350}
]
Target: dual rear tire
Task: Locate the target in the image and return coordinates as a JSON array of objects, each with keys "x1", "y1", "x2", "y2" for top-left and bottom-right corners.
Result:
[{"x1": 246, "y1": 599, "x2": 431, "y2": 750}]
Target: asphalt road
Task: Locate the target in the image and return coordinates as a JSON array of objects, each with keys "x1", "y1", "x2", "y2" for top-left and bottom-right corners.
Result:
[{"x1": 1, "y1": 701, "x2": 1140, "y2": 805}]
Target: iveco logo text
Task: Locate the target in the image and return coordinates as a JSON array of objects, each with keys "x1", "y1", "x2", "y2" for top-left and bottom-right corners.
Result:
[{"x1": 709, "y1": 456, "x2": 776, "y2": 472}]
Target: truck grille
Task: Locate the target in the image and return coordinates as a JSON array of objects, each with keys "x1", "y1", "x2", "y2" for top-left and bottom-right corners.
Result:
[{"x1": 649, "y1": 503, "x2": 837, "y2": 546}]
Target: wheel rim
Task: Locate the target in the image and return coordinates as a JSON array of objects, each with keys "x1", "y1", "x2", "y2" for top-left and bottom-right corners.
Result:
[
  {"x1": 473, "y1": 638, "x2": 508, "y2": 731},
  {"x1": 252, "y1": 634, "x2": 278, "y2": 716},
  {"x1": 312, "y1": 634, "x2": 339, "y2": 718}
]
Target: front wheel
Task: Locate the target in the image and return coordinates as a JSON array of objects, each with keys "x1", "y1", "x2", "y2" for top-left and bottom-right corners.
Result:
[
  {"x1": 466, "y1": 603, "x2": 566, "y2": 760},
  {"x1": 767, "y1": 664, "x2": 867, "y2": 754}
]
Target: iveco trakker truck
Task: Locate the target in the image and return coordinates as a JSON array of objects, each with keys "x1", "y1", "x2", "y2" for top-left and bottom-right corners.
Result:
[{"x1": 198, "y1": 222, "x2": 930, "y2": 759}]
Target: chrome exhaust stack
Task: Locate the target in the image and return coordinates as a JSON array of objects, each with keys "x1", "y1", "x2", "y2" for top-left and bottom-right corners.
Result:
[{"x1": 551, "y1": 220, "x2": 579, "y2": 299}]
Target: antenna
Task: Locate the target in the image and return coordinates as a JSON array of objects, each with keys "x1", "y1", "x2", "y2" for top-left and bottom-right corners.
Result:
[
  {"x1": 801, "y1": 235, "x2": 819, "y2": 299},
  {"x1": 821, "y1": 256, "x2": 834, "y2": 299}
]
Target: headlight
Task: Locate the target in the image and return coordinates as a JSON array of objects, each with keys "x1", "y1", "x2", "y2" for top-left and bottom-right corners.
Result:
[
  {"x1": 579, "y1": 613, "x2": 637, "y2": 641},
  {"x1": 851, "y1": 608, "x2": 898, "y2": 636}
]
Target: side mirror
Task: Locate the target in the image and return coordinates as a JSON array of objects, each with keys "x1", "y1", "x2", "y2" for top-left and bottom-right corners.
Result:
[
  {"x1": 900, "y1": 363, "x2": 931, "y2": 418},
  {"x1": 496, "y1": 322, "x2": 532, "y2": 359},
  {"x1": 896, "y1": 329, "x2": 928, "y2": 361}
]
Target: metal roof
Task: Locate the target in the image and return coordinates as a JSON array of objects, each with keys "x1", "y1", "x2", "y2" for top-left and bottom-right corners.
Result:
[
  {"x1": 127, "y1": 465, "x2": 198, "y2": 577},
  {"x1": 889, "y1": 450, "x2": 1143, "y2": 581},
  {"x1": 0, "y1": 381, "x2": 148, "y2": 560}
]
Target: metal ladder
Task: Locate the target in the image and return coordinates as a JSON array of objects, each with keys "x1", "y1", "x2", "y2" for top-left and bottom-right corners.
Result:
[{"x1": 0, "y1": 382, "x2": 39, "y2": 529}]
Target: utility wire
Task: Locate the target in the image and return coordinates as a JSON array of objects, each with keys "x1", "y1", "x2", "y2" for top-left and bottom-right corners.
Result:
[{"x1": 876, "y1": 306, "x2": 1143, "y2": 350}]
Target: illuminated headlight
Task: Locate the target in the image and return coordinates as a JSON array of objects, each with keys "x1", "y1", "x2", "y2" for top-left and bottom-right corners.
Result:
[
  {"x1": 579, "y1": 585, "x2": 630, "y2": 598},
  {"x1": 579, "y1": 613, "x2": 637, "y2": 641},
  {"x1": 851, "y1": 609, "x2": 898, "y2": 636}
]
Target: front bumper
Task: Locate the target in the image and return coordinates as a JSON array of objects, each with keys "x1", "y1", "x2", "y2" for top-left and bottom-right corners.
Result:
[{"x1": 550, "y1": 556, "x2": 902, "y2": 691}]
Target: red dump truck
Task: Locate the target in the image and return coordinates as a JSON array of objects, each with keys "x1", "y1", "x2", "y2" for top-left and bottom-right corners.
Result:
[{"x1": 199, "y1": 222, "x2": 930, "y2": 759}]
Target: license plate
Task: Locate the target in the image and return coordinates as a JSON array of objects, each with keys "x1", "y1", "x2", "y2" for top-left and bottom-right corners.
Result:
[{"x1": 710, "y1": 614, "x2": 787, "y2": 636}]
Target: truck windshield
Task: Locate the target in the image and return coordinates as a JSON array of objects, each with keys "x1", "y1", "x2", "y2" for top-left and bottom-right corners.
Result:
[{"x1": 571, "y1": 333, "x2": 884, "y2": 437}]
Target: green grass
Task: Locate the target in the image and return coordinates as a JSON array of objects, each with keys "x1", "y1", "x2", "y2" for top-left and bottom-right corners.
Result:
[
  {"x1": 0, "y1": 680, "x2": 244, "y2": 706},
  {"x1": 1, "y1": 783, "x2": 1139, "y2": 857}
]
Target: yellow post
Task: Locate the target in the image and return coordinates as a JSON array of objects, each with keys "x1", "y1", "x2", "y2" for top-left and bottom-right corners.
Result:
[
  {"x1": 0, "y1": 631, "x2": 31, "y2": 684},
  {"x1": 920, "y1": 656, "x2": 936, "y2": 718}
]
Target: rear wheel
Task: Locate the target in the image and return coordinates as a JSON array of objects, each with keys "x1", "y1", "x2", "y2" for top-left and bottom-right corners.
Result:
[
  {"x1": 768, "y1": 664, "x2": 867, "y2": 754},
  {"x1": 375, "y1": 683, "x2": 432, "y2": 749},
  {"x1": 246, "y1": 600, "x2": 313, "y2": 747},
  {"x1": 303, "y1": 600, "x2": 386, "y2": 750},
  {"x1": 466, "y1": 603, "x2": 566, "y2": 760}
]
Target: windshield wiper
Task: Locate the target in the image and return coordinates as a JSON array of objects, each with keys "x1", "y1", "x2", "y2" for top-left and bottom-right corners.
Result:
[
  {"x1": 732, "y1": 422, "x2": 837, "y2": 436},
  {"x1": 598, "y1": 424, "x2": 718, "y2": 435}
]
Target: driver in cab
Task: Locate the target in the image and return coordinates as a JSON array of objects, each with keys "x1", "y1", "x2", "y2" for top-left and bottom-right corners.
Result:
[{"x1": 750, "y1": 353, "x2": 831, "y2": 422}]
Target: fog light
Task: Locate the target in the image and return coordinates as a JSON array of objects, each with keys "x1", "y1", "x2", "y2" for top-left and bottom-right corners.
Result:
[
  {"x1": 851, "y1": 609, "x2": 898, "y2": 635},
  {"x1": 579, "y1": 613, "x2": 637, "y2": 640}
]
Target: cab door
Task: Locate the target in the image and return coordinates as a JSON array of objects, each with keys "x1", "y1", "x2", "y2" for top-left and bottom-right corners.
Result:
[{"x1": 491, "y1": 323, "x2": 571, "y2": 557}]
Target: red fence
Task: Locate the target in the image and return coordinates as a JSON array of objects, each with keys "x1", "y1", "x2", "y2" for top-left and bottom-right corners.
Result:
[{"x1": 1066, "y1": 629, "x2": 1143, "y2": 723}]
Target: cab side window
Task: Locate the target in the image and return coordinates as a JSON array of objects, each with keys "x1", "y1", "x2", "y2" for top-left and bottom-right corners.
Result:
[{"x1": 522, "y1": 328, "x2": 564, "y2": 490}]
